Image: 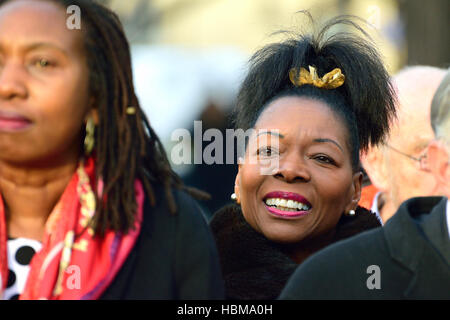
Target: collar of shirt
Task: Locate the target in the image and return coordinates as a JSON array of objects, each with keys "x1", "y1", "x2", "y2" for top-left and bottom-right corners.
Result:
[
  {"x1": 446, "y1": 198, "x2": 450, "y2": 239},
  {"x1": 371, "y1": 191, "x2": 384, "y2": 225}
]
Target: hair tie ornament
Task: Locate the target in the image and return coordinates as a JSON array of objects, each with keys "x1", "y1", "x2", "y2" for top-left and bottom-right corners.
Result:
[
  {"x1": 126, "y1": 106, "x2": 136, "y2": 115},
  {"x1": 289, "y1": 65, "x2": 345, "y2": 89}
]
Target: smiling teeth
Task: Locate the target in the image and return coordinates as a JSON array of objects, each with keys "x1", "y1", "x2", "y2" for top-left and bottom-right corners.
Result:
[{"x1": 264, "y1": 198, "x2": 311, "y2": 211}]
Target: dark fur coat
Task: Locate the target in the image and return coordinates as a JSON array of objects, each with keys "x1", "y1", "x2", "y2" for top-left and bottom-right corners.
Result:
[{"x1": 209, "y1": 204, "x2": 381, "y2": 300}]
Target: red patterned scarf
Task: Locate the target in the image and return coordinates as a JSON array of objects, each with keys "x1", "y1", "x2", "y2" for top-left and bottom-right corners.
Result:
[{"x1": 0, "y1": 157, "x2": 144, "y2": 299}]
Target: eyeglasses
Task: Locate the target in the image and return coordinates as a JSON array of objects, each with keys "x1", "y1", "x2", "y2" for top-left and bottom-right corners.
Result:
[{"x1": 386, "y1": 144, "x2": 429, "y2": 171}]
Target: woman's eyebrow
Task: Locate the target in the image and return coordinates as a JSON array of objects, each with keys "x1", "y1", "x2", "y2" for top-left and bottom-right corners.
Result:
[
  {"x1": 256, "y1": 130, "x2": 285, "y2": 139},
  {"x1": 314, "y1": 138, "x2": 344, "y2": 152},
  {"x1": 24, "y1": 42, "x2": 69, "y2": 55},
  {"x1": 0, "y1": 42, "x2": 69, "y2": 56}
]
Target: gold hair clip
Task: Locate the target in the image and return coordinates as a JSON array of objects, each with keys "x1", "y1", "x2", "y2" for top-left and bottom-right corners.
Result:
[
  {"x1": 126, "y1": 106, "x2": 136, "y2": 115},
  {"x1": 289, "y1": 65, "x2": 345, "y2": 89}
]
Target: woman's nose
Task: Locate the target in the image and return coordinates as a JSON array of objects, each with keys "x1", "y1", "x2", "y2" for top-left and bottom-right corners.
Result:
[
  {"x1": 0, "y1": 63, "x2": 27, "y2": 100},
  {"x1": 274, "y1": 154, "x2": 311, "y2": 183}
]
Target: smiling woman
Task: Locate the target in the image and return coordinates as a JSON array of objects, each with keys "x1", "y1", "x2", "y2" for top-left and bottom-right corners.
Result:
[
  {"x1": 209, "y1": 14, "x2": 397, "y2": 300},
  {"x1": 240, "y1": 98, "x2": 360, "y2": 244},
  {"x1": 0, "y1": 0, "x2": 224, "y2": 300}
]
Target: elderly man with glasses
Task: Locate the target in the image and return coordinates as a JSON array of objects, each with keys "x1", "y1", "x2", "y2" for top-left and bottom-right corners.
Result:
[
  {"x1": 361, "y1": 66, "x2": 446, "y2": 223},
  {"x1": 280, "y1": 68, "x2": 450, "y2": 300}
]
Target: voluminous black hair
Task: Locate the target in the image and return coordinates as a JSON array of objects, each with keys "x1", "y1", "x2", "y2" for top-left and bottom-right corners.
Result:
[
  {"x1": 234, "y1": 14, "x2": 397, "y2": 170},
  {"x1": 0, "y1": 0, "x2": 207, "y2": 236}
]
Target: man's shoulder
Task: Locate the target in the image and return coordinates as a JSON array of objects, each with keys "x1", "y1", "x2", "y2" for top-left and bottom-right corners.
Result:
[
  {"x1": 280, "y1": 197, "x2": 450, "y2": 300},
  {"x1": 280, "y1": 227, "x2": 390, "y2": 299},
  {"x1": 306, "y1": 226, "x2": 387, "y2": 271}
]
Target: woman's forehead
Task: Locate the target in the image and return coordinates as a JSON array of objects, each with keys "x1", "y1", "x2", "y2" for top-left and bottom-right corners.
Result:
[
  {"x1": 254, "y1": 96, "x2": 348, "y2": 140},
  {"x1": 0, "y1": 0, "x2": 84, "y2": 52}
]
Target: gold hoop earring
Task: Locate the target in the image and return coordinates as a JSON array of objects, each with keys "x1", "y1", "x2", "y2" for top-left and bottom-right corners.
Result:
[{"x1": 84, "y1": 117, "x2": 95, "y2": 155}]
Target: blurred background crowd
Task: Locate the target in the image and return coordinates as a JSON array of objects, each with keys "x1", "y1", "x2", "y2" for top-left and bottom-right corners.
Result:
[{"x1": 98, "y1": 0, "x2": 449, "y2": 216}]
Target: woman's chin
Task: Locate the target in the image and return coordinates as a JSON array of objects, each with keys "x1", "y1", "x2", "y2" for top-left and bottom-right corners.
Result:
[{"x1": 260, "y1": 224, "x2": 310, "y2": 245}]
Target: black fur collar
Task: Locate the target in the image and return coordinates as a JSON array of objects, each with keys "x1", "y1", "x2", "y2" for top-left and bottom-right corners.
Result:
[{"x1": 209, "y1": 204, "x2": 381, "y2": 300}]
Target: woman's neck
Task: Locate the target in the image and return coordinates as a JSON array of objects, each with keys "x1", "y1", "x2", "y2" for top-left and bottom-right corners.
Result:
[{"x1": 0, "y1": 160, "x2": 79, "y2": 241}]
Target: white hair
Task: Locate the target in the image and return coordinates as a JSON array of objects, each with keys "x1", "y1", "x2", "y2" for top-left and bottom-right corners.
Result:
[{"x1": 431, "y1": 68, "x2": 450, "y2": 146}]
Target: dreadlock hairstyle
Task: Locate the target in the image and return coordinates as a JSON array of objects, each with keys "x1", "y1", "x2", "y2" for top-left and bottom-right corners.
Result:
[
  {"x1": 234, "y1": 13, "x2": 397, "y2": 171},
  {"x1": 0, "y1": 0, "x2": 207, "y2": 236}
]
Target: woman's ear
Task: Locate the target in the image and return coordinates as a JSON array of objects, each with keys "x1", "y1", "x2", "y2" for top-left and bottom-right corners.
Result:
[
  {"x1": 85, "y1": 96, "x2": 99, "y2": 125},
  {"x1": 85, "y1": 108, "x2": 99, "y2": 126},
  {"x1": 346, "y1": 171, "x2": 363, "y2": 212},
  {"x1": 234, "y1": 170, "x2": 241, "y2": 204}
]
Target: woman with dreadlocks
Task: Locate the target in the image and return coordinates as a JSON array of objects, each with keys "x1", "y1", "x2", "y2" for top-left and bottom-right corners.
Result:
[{"x1": 0, "y1": 0, "x2": 224, "y2": 300}]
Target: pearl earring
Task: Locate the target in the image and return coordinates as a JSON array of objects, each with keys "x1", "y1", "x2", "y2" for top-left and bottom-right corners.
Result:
[
  {"x1": 231, "y1": 193, "x2": 237, "y2": 201},
  {"x1": 348, "y1": 209, "x2": 356, "y2": 216}
]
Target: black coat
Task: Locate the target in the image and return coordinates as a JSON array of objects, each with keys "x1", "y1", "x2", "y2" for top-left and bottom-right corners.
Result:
[
  {"x1": 100, "y1": 187, "x2": 225, "y2": 299},
  {"x1": 280, "y1": 197, "x2": 450, "y2": 299},
  {"x1": 209, "y1": 204, "x2": 381, "y2": 300}
]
